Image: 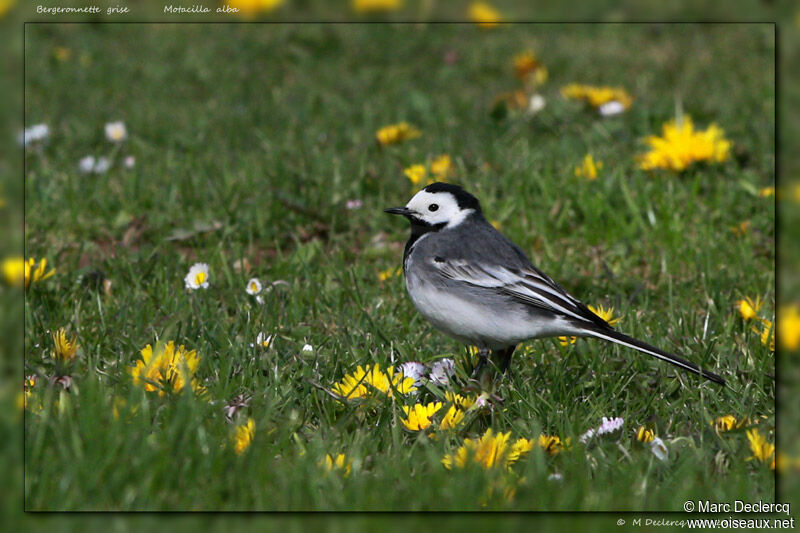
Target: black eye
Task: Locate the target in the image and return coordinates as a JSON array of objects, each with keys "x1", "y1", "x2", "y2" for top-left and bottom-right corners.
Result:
[{"x1": 428, "y1": 204, "x2": 439, "y2": 212}]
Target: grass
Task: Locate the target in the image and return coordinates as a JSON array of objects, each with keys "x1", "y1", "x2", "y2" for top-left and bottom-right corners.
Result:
[{"x1": 21, "y1": 23, "x2": 774, "y2": 510}]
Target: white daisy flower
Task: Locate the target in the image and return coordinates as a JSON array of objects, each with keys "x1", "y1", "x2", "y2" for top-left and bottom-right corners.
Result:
[
  {"x1": 302, "y1": 344, "x2": 314, "y2": 353},
  {"x1": 650, "y1": 437, "x2": 669, "y2": 462},
  {"x1": 20, "y1": 124, "x2": 50, "y2": 146},
  {"x1": 579, "y1": 416, "x2": 624, "y2": 442},
  {"x1": 105, "y1": 121, "x2": 128, "y2": 142},
  {"x1": 184, "y1": 262, "x2": 210, "y2": 290},
  {"x1": 548, "y1": 472, "x2": 564, "y2": 481},
  {"x1": 78, "y1": 156, "x2": 96, "y2": 174},
  {"x1": 255, "y1": 295, "x2": 265, "y2": 305},
  {"x1": 598, "y1": 101, "x2": 626, "y2": 117},
  {"x1": 527, "y1": 94, "x2": 546, "y2": 115},
  {"x1": 245, "y1": 278, "x2": 262, "y2": 295},
  {"x1": 428, "y1": 358, "x2": 455, "y2": 386},
  {"x1": 123, "y1": 155, "x2": 136, "y2": 168},
  {"x1": 578, "y1": 428, "x2": 596, "y2": 443},
  {"x1": 93, "y1": 156, "x2": 111, "y2": 174},
  {"x1": 250, "y1": 333, "x2": 272, "y2": 349},
  {"x1": 397, "y1": 361, "x2": 426, "y2": 387},
  {"x1": 596, "y1": 416, "x2": 624, "y2": 435}
]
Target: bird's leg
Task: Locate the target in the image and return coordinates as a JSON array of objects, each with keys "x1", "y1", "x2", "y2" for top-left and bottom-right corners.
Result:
[
  {"x1": 491, "y1": 345, "x2": 517, "y2": 374},
  {"x1": 470, "y1": 347, "x2": 491, "y2": 378}
]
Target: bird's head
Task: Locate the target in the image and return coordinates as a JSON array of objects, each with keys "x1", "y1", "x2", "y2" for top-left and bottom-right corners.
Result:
[{"x1": 384, "y1": 182, "x2": 482, "y2": 229}]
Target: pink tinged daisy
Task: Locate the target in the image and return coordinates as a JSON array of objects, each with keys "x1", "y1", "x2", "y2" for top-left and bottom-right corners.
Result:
[
  {"x1": 184, "y1": 263, "x2": 210, "y2": 290},
  {"x1": 245, "y1": 278, "x2": 262, "y2": 295},
  {"x1": 345, "y1": 199, "x2": 363, "y2": 210},
  {"x1": 397, "y1": 361, "x2": 426, "y2": 387},
  {"x1": 105, "y1": 121, "x2": 128, "y2": 142},
  {"x1": 428, "y1": 358, "x2": 455, "y2": 386},
  {"x1": 579, "y1": 416, "x2": 624, "y2": 442},
  {"x1": 124, "y1": 155, "x2": 136, "y2": 169},
  {"x1": 650, "y1": 437, "x2": 668, "y2": 461},
  {"x1": 596, "y1": 416, "x2": 624, "y2": 435}
]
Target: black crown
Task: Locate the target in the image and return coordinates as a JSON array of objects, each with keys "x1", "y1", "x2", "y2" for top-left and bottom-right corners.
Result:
[{"x1": 423, "y1": 182, "x2": 482, "y2": 213}]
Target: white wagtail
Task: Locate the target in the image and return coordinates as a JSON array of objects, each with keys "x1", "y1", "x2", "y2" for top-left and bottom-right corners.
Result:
[{"x1": 384, "y1": 182, "x2": 725, "y2": 385}]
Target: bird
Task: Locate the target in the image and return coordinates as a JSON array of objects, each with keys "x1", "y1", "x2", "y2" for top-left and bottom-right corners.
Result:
[{"x1": 384, "y1": 182, "x2": 725, "y2": 385}]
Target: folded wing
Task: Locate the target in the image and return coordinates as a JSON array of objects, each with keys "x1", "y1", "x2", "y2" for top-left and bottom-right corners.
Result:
[{"x1": 432, "y1": 258, "x2": 610, "y2": 330}]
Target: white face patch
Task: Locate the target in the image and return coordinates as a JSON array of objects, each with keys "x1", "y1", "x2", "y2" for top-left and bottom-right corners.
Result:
[{"x1": 405, "y1": 190, "x2": 474, "y2": 228}]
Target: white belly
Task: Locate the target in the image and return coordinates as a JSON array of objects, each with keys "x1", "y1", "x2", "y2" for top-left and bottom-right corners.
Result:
[{"x1": 405, "y1": 274, "x2": 575, "y2": 349}]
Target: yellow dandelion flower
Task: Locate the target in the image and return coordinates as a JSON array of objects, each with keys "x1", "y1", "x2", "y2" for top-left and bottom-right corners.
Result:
[
  {"x1": 635, "y1": 426, "x2": 655, "y2": 443},
  {"x1": 753, "y1": 320, "x2": 774, "y2": 351},
  {"x1": 351, "y1": 0, "x2": 402, "y2": 13},
  {"x1": 561, "y1": 84, "x2": 633, "y2": 110},
  {"x1": 233, "y1": 418, "x2": 256, "y2": 454},
  {"x1": 130, "y1": 341, "x2": 203, "y2": 396},
  {"x1": 710, "y1": 414, "x2": 750, "y2": 433},
  {"x1": 758, "y1": 186, "x2": 775, "y2": 197},
  {"x1": 376, "y1": 121, "x2": 421, "y2": 145},
  {"x1": 442, "y1": 428, "x2": 512, "y2": 470},
  {"x1": 558, "y1": 336, "x2": 577, "y2": 346},
  {"x1": 513, "y1": 51, "x2": 540, "y2": 80},
  {"x1": 731, "y1": 220, "x2": 750, "y2": 236},
  {"x1": 331, "y1": 363, "x2": 416, "y2": 400},
  {"x1": 438, "y1": 405, "x2": 466, "y2": 430},
  {"x1": 9, "y1": 257, "x2": 56, "y2": 289},
  {"x1": 227, "y1": 0, "x2": 284, "y2": 17},
  {"x1": 507, "y1": 438, "x2": 535, "y2": 465},
  {"x1": 538, "y1": 434, "x2": 566, "y2": 456},
  {"x1": 401, "y1": 402, "x2": 442, "y2": 431},
  {"x1": 638, "y1": 116, "x2": 731, "y2": 172},
  {"x1": 404, "y1": 164, "x2": 429, "y2": 186},
  {"x1": 51, "y1": 328, "x2": 79, "y2": 363},
  {"x1": 468, "y1": 1, "x2": 502, "y2": 28},
  {"x1": 737, "y1": 296, "x2": 763, "y2": 321},
  {"x1": 321, "y1": 453, "x2": 352, "y2": 477},
  {"x1": 746, "y1": 428, "x2": 775, "y2": 467},
  {"x1": 444, "y1": 391, "x2": 475, "y2": 410},
  {"x1": 588, "y1": 304, "x2": 619, "y2": 326},
  {"x1": 779, "y1": 305, "x2": 800, "y2": 351},
  {"x1": 378, "y1": 266, "x2": 402, "y2": 281},
  {"x1": 574, "y1": 154, "x2": 603, "y2": 180},
  {"x1": 490, "y1": 220, "x2": 502, "y2": 230},
  {"x1": 430, "y1": 154, "x2": 453, "y2": 179}
]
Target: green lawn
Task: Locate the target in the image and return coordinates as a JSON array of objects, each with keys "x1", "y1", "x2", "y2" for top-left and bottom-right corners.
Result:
[{"x1": 22, "y1": 23, "x2": 775, "y2": 510}]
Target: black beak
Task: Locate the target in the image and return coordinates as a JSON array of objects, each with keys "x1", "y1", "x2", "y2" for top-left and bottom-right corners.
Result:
[{"x1": 384, "y1": 207, "x2": 411, "y2": 217}]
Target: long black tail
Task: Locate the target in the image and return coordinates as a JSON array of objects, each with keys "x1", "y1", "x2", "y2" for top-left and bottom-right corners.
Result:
[{"x1": 587, "y1": 328, "x2": 725, "y2": 385}]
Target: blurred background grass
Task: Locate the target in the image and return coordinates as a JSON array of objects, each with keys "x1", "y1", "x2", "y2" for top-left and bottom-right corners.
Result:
[{"x1": 0, "y1": 0, "x2": 792, "y2": 531}]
